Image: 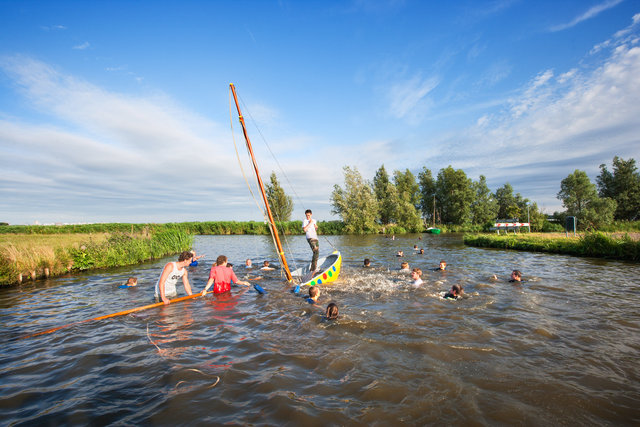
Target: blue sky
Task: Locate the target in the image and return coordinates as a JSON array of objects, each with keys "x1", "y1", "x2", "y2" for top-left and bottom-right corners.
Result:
[{"x1": 1, "y1": 0, "x2": 639, "y2": 225}]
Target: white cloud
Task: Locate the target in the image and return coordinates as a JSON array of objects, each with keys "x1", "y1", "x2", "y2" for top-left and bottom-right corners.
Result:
[
  {"x1": 550, "y1": 0, "x2": 623, "y2": 32},
  {"x1": 433, "y1": 41, "x2": 640, "y2": 212},
  {"x1": 591, "y1": 12, "x2": 640, "y2": 54},
  {"x1": 73, "y1": 41, "x2": 90, "y2": 50},
  {"x1": 0, "y1": 56, "x2": 251, "y2": 224},
  {"x1": 386, "y1": 74, "x2": 439, "y2": 124},
  {"x1": 510, "y1": 69, "x2": 554, "y2": 118},
  {"x1": 41, "y1": 25, "x2": 67, "y2": 31}
]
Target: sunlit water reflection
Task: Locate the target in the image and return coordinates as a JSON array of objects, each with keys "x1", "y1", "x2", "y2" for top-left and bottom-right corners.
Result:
[{"x1": 1, "y1": 234, "x2": 639, "y2": 425}]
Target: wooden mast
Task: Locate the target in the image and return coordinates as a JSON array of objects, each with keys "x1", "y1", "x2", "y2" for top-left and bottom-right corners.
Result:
[{"x1": 229, "y1": 83, "x2": 293, "y2": 282}]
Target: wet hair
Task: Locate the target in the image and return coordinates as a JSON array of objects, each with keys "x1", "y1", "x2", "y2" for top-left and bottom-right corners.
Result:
[
  {"x1": 451, "y1": 284, "x2": 462, "y2": 295},
  {"x1": 412, "y1": 268, "x2": 422, "y2": 277},
  {"x1": 263, "y1": 260, "x2": 270, "y2": 266},
  {"x1": 309, "y1": 286, "x2": 319, "y2": 298},
  {"x1": 305, "y1": 209, "x2": 312, "y2": 214},
  {"x1": 126, "y1": 277, "x2": 137, "y2": 285},
  {"x1": 325, "y1": 303, "x2": 338, "y2": 319},
  {"x1": 512, "y1": 270, "x2": 522, "y2": 279},
  {"x1": 363, "y1": 258, "x2": 371, "y2": 266},
  {"x1": 179, "y1": 251, "x2": 194, "y2": 262},
  {"x1": 440, "y1": 260, "x2": 447, "y2": 265},
  {"x1": 227, "y1": 263, "x2": 233, "y2": 268},
  {"x1": 401, "y1": 262, "x2": 409, "y2": 269},
  {"x1": 216, "y1": 255, "x2": 228, "y2": 266}
]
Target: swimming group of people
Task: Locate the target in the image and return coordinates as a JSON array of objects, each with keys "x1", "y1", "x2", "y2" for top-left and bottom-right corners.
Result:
[{"x1": 368, "y1": 244, "x2": 524, "y2": 300}]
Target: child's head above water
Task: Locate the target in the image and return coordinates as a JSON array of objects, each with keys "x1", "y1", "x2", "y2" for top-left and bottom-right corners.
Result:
[
  {"x1": 309, "y1": 286, "x2": 320, "y2": 300},
  {"x1": 511, "y1": 270, "x2": 522, "y2": 281},
  {"x1": 411, "y1": 268, "x2": 422, "y2": 279},
  {"x1": 125, "y1": 277, "x2": 138, "y2": 286},
  {"x1": 439, "y1": 260, "x2": 447, "y2": 270},
  {"x1": 325, "y1": 302, "x2": 338, "y2": 319}
]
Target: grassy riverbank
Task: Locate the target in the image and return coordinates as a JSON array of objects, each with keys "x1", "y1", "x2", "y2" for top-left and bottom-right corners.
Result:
[
  {"x1": 0, "y1": 220, "x2": 347, "y2": 236},
  {"x1": 0, "y1": 230, "x2": 193, "y2": 286},
  {"x1": 463, "y1": 232, "x2": 640, "y2": 261}
]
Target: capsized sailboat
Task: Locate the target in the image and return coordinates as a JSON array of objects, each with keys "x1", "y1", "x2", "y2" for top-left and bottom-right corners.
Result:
[
  {"x1": 290, "y1": 251, "x2": 341, "y2": 287},
  {"x1": 229, "y1": 83, "x2": 341, "y2": 288}
]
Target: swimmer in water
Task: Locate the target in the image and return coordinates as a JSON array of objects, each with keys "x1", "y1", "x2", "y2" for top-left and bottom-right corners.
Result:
[
  {"x1": 399, "y1": 261, "x2": 410, "y2": 272},
  {"x1": 509, "y1": 270, "x2": 522, "y2": 282},
  {"x1": 411, "y1": 268, "x2": 423, "y2": 288},
  {"x1": 306, "y1": 286, "x2": 321, "y2": 306},
  {"x1": 363, "y1": 258, "x2": 371, "y2": 267},
  {"x1": 189, "y1": 250, "x2": 205, "y2": 267},
  {"x1": 325, "y1": 302, "x2": 339, "y2": 319},
  {"x1": 397, "y1": 250, "x2": 404, "y2": 257},
  {"x1": 260, "y1": 260, "x2": 275, "y2": 271},
  {"x1": 118, "y1": 277, "x2": 138, "y2": 288},
  {"x1": 432, "y1": 260, "x2": 446, "y2": 271},
  {"x1": 443, "y1": 284, "x2": 463, "y2": 300}
]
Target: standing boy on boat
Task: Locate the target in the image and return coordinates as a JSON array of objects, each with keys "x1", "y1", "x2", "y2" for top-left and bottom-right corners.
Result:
[
  {"x1": 303, "y1": 209, "x2": 319, "y2": 273},
  {"x1": 155, "y1": 251, "x2": 194, "y2": 305}
]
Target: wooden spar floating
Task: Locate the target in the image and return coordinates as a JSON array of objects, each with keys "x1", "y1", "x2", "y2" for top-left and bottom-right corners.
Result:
[
  {"x1": 20, "y1": 293, "x2": 204, "y2": 340},
  {"x1": 229, "y1": 83, "x2": 293, "y2": 282}
]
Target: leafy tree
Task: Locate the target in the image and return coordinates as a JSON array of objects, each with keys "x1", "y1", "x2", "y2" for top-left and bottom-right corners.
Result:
[
  {"x1": 435, "y1": 166, "x2": 474, "y2": 225},
  {"x1": 373, "y1": 165, "x2": 394, "y2": 224},
  {"x1": 418, "y1": 167, "x2": 436, "y2": 224},
  {"x1": 558, "y1": 169, "x2": 617, "y2": 230},
  {"x1": 581, "y1": 197, "x2": 617, "y2": 230},
  {"x1": 470, "y1": 175, "x2": 497, "y2": 226},
  {"x1": 393, "y1": 169, "x2": 422, "y2": 231},
  {"x1": 597, "y1": 156, "x2": 640, "y2": 221},
  {"x1": 557, "y1": 170, "x2": 599, "y2": 217},
  {"x1": 266, "y1": 172, "x2": 294, "y2": 221},
  {"x1": 394, "y1": 169, "x2": 421, "y2": 208},
  {"x1": 494, "y1": 183, "x2": 518, "y2": 220},
  {"x1": 331, "y1": 166, "x2": 379, "y2": 233}
]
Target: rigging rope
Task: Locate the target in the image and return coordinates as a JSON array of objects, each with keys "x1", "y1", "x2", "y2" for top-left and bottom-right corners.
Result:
[
  {"x1": 240, "y1": 99, "x2": 338, "y2": 253},
  {"x1": 228, "y1": 87, "x2": 303, "y2": 282}
]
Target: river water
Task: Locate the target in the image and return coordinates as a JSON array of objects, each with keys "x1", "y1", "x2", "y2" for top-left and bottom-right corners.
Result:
[{"x1": 1, "y1": 234, "x2": 639, "y2": 425}]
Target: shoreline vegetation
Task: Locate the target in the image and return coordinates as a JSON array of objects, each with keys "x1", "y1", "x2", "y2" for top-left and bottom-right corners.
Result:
[
  {"x1": 463, "y1": 232, "x2": 640, "y2": 262},
  {"x1": 2, "y1": 220, "x2": 639, "y2": 286},
  {"x1": 0, "y1": 228, "x2": 193, "y2": 286}
]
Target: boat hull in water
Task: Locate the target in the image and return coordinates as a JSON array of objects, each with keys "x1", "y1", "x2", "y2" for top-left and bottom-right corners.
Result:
[{"x1": 291, "y1": 251, "x2": 341, "y2": 287}]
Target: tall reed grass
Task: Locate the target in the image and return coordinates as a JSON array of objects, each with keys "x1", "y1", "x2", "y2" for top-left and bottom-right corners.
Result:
[{"x1": 0, "y1": 230, "x2": 194, "y2": 286}]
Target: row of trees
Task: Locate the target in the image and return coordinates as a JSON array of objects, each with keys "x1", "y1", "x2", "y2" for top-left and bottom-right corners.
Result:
[
  {"x1": 557, "y1": 156, "x2": 640, "y2": 229},
  {"x1": 330, "y1": 164, "x2": 548, "y2": 233},
  {"x1": 265, "y1": 156, "x2": 639, "y2": 234}
]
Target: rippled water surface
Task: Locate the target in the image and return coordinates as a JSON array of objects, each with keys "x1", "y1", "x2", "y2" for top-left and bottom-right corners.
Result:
[{"x1": 1, "y1": 234, "x2": 639, "y2": 425}]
